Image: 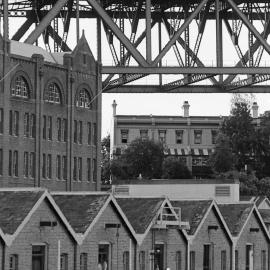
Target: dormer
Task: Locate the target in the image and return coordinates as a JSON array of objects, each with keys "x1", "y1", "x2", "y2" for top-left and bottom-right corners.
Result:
[{"x1": 65, "y1": 31, "x2": 97, "y2": 74}]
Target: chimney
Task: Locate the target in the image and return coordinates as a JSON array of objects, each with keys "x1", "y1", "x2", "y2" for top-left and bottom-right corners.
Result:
[
  {"x1": 252, "y1": 102, "x2": 259, "y2": 118},
  {"x1": 182, "y1": 101, "x2": 190, "y2": 117},
  {"x1": 112, "y1": 100, "x2": 117, "y2": 116}
]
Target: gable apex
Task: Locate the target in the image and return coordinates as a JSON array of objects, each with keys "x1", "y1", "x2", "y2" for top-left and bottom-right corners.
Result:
[{"x1": 72, "y1": 31, "x2": 95, "y2": 60}]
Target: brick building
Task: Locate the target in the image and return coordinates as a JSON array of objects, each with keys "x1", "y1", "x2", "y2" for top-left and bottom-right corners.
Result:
[
  {"x1": 52, "y1": 192, "x2": 137, "y2": 270},
  {"x1": 0, "y1": 33, "x2": 101, "y2": 191},
  {"x1": 0, "y1": 189, "x2": 79, "y2": 270},
  {"x1": 219, "y1": 203, "x2": 270, "y2": 270},
  {"x1": 110, "y1": 100, "x2": 260, "y2": 176},
  {"x1": 117, "y1": 197, "x2": 188, "y2": 270},
  {"x1": 171, "y1": 200, "x2": 232, "y2": 270}
]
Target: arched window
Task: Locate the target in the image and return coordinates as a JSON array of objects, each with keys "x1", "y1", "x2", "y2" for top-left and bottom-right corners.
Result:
[
  {"x1": 45, "y1": 83, "x2": 61, "y2": 104},
  {"x1": 76, "y1": 89, "x2": 92, "y2": 109},
  {"x1": 11, "y1": 76, "x2": 29, "y2": 98}
]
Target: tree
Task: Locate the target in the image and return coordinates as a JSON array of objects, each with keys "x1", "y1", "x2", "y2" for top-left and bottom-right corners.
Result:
[
  {"x1": 209, "y1": 133, "x2": 234, "y2": 173},
  {"x1": 122, "y1": 138, "x2": 164, "y2": 179},
  {"x1": 101, "y1": 135, "x2": 111, "y2": 184},
  {"x1": 162, "y1": 157, "x2": 191, "y2": 179},
  {"x1": 222, "y1": 102, "x2": 255, "y2": 170}
]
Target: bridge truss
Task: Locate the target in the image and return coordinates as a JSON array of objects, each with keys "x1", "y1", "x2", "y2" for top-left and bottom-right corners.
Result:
[{"x1": 1, "y1": 0, "x2": 270, "y2": 93}]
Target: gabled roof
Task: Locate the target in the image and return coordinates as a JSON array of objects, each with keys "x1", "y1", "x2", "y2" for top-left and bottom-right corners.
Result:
[
  {"x1": 219, "y1": 203, "x2": 254, "y2": 236},
  {"x1": 52, "y1": 193, "x2": 110, "y2": 234},
  {"x1": 10, "y1": 40, "x2": 59, "y2": 63},
  {"x1": 259, "y1": 209, "x2": 270, "y2": 224},
  {"x1": 171, "y1": 200, "x2": 212, "y2": 235},
  {"x1": 52, "y1": 193, "x2": 138, "y2": 243},
  {"x1": 0, "y1": 189, "x2": 44, "y2": 235},
  {"x1": 0, "y1": 188, "x2": 79, "y2": 246},
  {"x1": 116, "y1": 197, "x2": 164, "y2": 234}
]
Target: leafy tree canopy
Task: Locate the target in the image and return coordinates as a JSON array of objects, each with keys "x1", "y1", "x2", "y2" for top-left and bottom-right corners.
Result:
[{"x1": 162, "y1": 157, "x2": 191, "y2": 179}]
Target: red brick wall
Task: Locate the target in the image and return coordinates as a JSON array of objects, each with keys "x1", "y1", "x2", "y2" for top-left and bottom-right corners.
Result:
[
  {"x1": 190, "y1": 207, "x2": 231, "y2": 270},
  {"x1": 236, "y1": 211, "x2": 269, "y2": 270},
  {"x1": 138, "y1": 228, "x2": 187, "y2": 270},
  {"x1": 4, "y1": 198, "x2": 75, "y2": 270},
  {"x1": 78, "y1": 202, "x2": 135, "y2": 270}
]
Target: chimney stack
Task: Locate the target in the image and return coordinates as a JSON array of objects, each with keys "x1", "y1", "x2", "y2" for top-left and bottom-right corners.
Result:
[
  {"x1": 252, "y1": 102, "x2": 259, "y2": 118},
  {"x1": 182, "y1": 101, "x2": 190, "y2": 117},
  {"x1": 112, "y1": 100, "x2": 117, "y2": 116}
]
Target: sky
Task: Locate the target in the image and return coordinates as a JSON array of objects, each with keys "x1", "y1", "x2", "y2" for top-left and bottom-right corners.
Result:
[{"x1": 3, "y1": 11, "x2": 270, "y2": 138}]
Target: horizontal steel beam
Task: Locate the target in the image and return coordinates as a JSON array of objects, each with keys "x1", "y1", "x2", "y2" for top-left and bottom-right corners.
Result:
[
  {"x1": 102, "y1": 66, "x2": 270, "y2": 74},
  {"x1": 104, "y1": 85, "x2": 270, "y2": 93}
]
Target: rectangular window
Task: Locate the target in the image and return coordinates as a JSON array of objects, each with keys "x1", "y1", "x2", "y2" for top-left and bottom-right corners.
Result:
[
  {"x1": 14, "y1": 111, "x2": 19, "y2": 136},
  {"x1": 235, "y1": 250, "x2": 239, "y2": 270},
  {"x1": 24, "y1": 112, "x2": 29, "y2": 137},
  {"x1": 60, "y1": 253, "x2": 68, "y2": 270},
  {"x1": 73, "y1": 157, "x2": 77, "y2": 181},
  {"x1": 140, "y1": 130, "x2": 148, "y2": 141},
  {"x1": 9, "y1": 111, "x2": 13, "y2": 135},
  {"x1": 93, "y1": 123, "x2": 97, "y2": 145},
  {"x1": 221, "y1": 250, "x2": 226, "y2": 270},
  {"x1": 190, "y1": 251, "x2": 195, "y2": 270},
  {"x1": 0, "y1": 149, "x2": 2, "y2": 176},
  {"x1": 87, "y1": 122, "x2": 91, "y2": 145},
  {"x1": 79, "y1": 121, "x2": 83, "y2": 144},
  {"x1": 194, "y1": 130, "x2": 202, "y2": 144},
  {"x1": 98, "y1": 244, "x2": 110, "y2": 270},
  {"x1": 176, "y1": 251, "x2": 181, "y2": 270},
  {"x1": 203, "y1": 244, "x2": 211, "y2": 270},
  {"x1": 30, "y1": 114, "x2": 36, "y2": 138},
  {"x1": 154, "y1": 244, "x2": 164, "y2": 270},
  {"x1": 123, "y1": 251, "x2": 129, "y2": 270},
  {"x1": 42, "y1": 154, "x2": 46, "y2": 179},
  {"x1": 57, "y1": 118, "x2": 62, "y2": 142},
  {"x1": 32, "y1": 246, "x2": 45, "y2": 270},
  {"x1": 0, "y1": 108, "x2": 3, "y2": 134},
  {"x1": 175, "y1": 130, "x2": 184, "y2": 144},
  {"x1": 30, "y1": 152, "x2": 35, "y2": 178},
  {"x1": 8, "y1": 150, "x2": 12, "y2": 176},
  {"x1": 121, "y1": 130, "x2": 129, "y2": 144},
  {"x1": 24, "y1": 152, "x2": 29, "y2": 178},
  {"x1": 13, "y1": 151, "x2": 18, "y2": 177},
  {"x1": 87, "y1": 158, "x2": 91, "y2": 182},
  {"x1": 47, "y1": 154, "x2": 52, "y2": 179},
  {"x1": 158, "y1": 130, "x2": 166, "y2": 144},
  {"x1": 80, "y1": 253, "x2": 88, "y2": 270},
  {"x1": 43, "y1": 116, "x2": 46, "y2": 140},
  {"x1": 246, "y1": 244, "x2": 254, "y2": 270},
  {"x1": 139, "y1": 251, "x2": 145, "y2": 270},
  {"x1": 78, "y1": 157, "x2": 82, "y2": 181},
  {"x1": 63, "y1": 119, "x2": 67, "y2": 142},
  {"x1": 9, "y1": 254, "x2": 18, "y2": 270},
  {"x1": 261, "y1": 250, "x2": 266, "y2": 270},
  {"x1": 48, "y1": 116, "x2": 52, "y2": 140},
  {"x1": 92, "y1": 158, "x2": 97, "y2": 183},
  {"x1": 56, "y1": 155, "x2": 61, "y2": 180},
  {"x1": 211, "y1": 130, "x2": 218, "y2": 144},
  {"x1": 74, "y1": 120, "x2": 78, "y2": 143},
  {"x1": 62, "y1": 156, "x2": 67, "y2": 180}
]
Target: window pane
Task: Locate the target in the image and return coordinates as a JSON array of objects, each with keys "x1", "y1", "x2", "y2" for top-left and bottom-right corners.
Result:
[
  {"x1": 76, "y1": 89, "x2": 91, "y2": 109},
  {"x1": 45, "y1": 83, "x2": 61, "y2": 104},
  {"x1": 24, "y1": 152, "x2": 29, "y2": 178},
  {"x1": 24, "y1": 113, "x2": 29, "y2": 137},
  {"x1": 48, "y1": 116, "x2": 52, "y2": 140},
  {"x1": 57, "y1": 118, "x2": 62, "y2": 141},
  {"x1": 0, "y1": 108, "x2": 3, "y2": 134},
  {"x1": 30, "y1": 114, "x2": 36, "y2": 138},
  {"x1": 12, "y1": 76, "x2": 29, "y2": 98}
]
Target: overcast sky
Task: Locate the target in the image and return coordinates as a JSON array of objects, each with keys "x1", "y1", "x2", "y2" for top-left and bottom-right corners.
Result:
[{"x1": 4, "y1": 15, "x2": 270, "y2": 138}]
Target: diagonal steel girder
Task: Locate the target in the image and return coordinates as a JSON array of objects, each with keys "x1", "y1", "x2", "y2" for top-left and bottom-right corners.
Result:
[
  {"x1": 224, "y1": 15, "x2": 270, "y2": 85},
  {"x1": 102, "y1": 21, "x2": 157, "y2": 89},
  {"x1": 46, "y1": 25, "x2": 71, "y2": 51},
  {"x1": 12, "y1": 16, "x2": 35, "y2": 41},
  {"x1": 152, "y1": 0, "x2": 209, "y2": 66},
  {"x1": 227, "y1": 0, "x2": 270, "y2": 56},
  {"x1": 86, "y1": 0, "x2": 148, "y2": 67},
  {"x1": 25, "y1": 0, "x2": 69, "y2": 44},
  {"x1": 162, "y1": 15, "x2": 218, "y2": 85}
]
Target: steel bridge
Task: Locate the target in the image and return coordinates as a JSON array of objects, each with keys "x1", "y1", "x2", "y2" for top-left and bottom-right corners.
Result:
[{"x1": 1, "y1": 0, "x2": 270, "y2": 93}]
